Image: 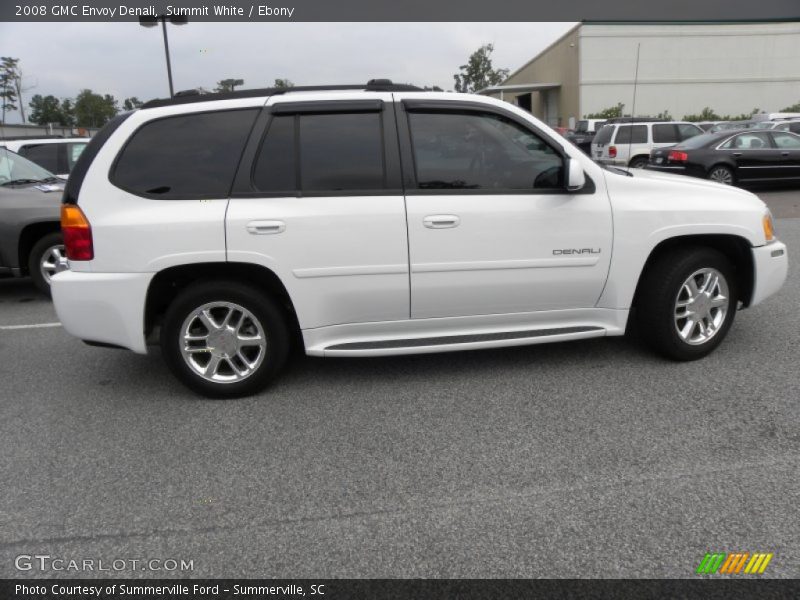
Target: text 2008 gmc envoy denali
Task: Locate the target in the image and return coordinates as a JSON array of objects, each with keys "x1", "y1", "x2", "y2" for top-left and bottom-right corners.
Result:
[{"x1": 51, "y1": 80, "x2": 788, "y2": 398}]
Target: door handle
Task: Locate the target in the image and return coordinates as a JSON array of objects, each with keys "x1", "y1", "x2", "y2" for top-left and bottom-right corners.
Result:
[
  {"x1": 781, "y1": 151, "x2": 790, "y2": 156},
  {"x1": 423, "y1": 215, "x2": 460, "y2": 229},
  {"x1": 732, "y1": 152, "x2": 742, "y2": 157},
  {"x1": 246, "y1": 220, "x2": 286, "y2": 235}
]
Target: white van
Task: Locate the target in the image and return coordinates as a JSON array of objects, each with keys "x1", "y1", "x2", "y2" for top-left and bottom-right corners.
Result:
[{"x1": 591, "y1": 121, "x2": 704, "y2": 168}]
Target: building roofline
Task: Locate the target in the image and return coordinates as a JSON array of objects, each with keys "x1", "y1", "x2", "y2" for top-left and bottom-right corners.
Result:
[{"x1": 502, "y1": 23, "x2": 581, "y2": 83}]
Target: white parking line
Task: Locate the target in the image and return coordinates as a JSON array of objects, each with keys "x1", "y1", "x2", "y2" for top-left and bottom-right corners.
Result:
[{"x1": 0, "y1": 322, "x2": 62, "y2": 330}]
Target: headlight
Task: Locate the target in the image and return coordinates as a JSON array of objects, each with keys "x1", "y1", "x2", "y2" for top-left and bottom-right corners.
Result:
[{"x1": 763, "y1": 210, "x2": 776, "y2": 243}]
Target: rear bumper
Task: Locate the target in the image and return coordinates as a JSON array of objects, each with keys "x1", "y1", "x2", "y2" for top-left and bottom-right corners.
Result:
[
  {"x1": 51, "y1": 270, "x2": 153, "y2": 354},
  {"x1": 749, "y1": 241, "x2": 788, "y2": 307}
]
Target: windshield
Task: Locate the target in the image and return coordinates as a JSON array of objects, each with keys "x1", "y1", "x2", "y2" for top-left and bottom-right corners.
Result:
[{"x1": 0, "y1": 147, "x2": 55, "y2": 184}]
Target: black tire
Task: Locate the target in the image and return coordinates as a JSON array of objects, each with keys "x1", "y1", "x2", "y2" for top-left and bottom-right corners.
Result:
[
  {"x1": 161, "y1": 280, "x2": 290, "y2": 398},
  {"x1": 635, "y1": 247, "x2": 738, "y2": 361},
  {"x1": 28, "y1": 232, "x2": 64, "y2": 296},
  {"x1": 707, "y1": 164, "x2": 735, "y2": 186},
  {"x1": 629, "y1": 156, "x2": 649, "y2": 169}
]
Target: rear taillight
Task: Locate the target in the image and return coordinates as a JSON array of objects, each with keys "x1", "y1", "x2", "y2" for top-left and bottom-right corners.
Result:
[
  {"x1": 668, "y1": 150, "x2": 689, "y2": 162},
  {"x1": 61, "y1": 205, "x2": 94, "y2": 261},
  {"x1": 608, "y1": 145, "x2": 617, "y2": 158}
]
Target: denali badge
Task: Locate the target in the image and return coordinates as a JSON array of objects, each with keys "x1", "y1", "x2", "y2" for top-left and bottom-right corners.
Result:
[{"x1": 553, "y1": 248, "x2": 601, "y2": 255}]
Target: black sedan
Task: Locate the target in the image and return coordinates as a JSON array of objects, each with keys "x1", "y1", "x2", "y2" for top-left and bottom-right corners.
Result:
[{"x1": 647, "y1": 129, "x2": 800, "y2": 185}]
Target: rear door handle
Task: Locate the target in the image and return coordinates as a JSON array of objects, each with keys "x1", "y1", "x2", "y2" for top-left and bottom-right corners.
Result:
[
  {"x1": 246, "y1": 220, "x2": 286, "y2": 235},
  {"x1": 732, "y1": 152, "x2": 742, "y2": 157},
  {"x1": 423, "y1": 215, "x2": 460, "y2": 229},
  {"x1": 781, "y1": 151, "x2": 790, "y2": 156}
]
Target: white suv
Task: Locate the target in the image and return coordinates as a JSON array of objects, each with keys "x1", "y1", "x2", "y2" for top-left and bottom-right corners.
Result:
[
  {"x1": 0, "y1": 137, "x2": 90, "y2": 179},
  {"x1": 51, "y1": 81, "x2": 788, "y2": 398},
  {"x1": 592, "y1": 121, "x2": 704, "y2": 168}
]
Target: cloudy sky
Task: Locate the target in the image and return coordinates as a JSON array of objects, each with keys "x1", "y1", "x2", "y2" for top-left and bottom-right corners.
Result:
[{"x1": 0, "y1": 22, "x2": 574, "y2": 122}]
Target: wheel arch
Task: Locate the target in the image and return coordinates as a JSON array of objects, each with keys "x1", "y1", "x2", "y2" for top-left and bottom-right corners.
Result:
[
  {"x1": 18, "y1": 220, "x2": 61, "y2": 275},
  {"x1": 631, "y1": 234, "x2": 755, "y2": 310},
  {"x1": 144, "y1": 262, "x2": 301, "y2": 347}
]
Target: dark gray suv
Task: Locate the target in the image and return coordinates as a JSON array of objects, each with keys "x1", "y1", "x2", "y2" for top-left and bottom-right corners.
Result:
[{"x1": 0, "y1": 147, "x2": 66, "y2": 294}]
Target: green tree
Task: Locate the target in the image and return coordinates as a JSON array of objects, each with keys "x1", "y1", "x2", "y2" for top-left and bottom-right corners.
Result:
[
  {"x1": 682, "y1": 107, "x2": 721, "y2": 121},
  {"x1": 215, "y1": 78, "x2": 244, "y2": 92},
  {"x1": 656, "y1": 109, "x2": 673, "y2": 120},
  {"x1": 585, "y1": 103, "x2": 625, "y2": 119},
  {"x1": 0, "y1": 57, "x2": 21, "y2": 123},
  {"x1": 272, "y1": 78, "x2": 294, "y2": 89},
  {"x1": 60, "y1": 99, "x2": 76, "y2": 127},
  {"x1": 123, "y1": 97, "x2": 143, "y2": 111},
  {"x1": 453, "y1": 44, "x2": 509, "y2": 93},
  {"x1": 28, "y1": 94, "x2": 73, "y2": 125},
  {"x1": 781, "y1": 101, "x2": 800, "y2": 112},
  {"x1": 73, "y1": 89, "x2": 118, "y2": 127}
]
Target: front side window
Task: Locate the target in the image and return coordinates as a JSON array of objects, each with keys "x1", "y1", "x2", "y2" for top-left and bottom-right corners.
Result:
[
  {"x1": 678, "y1": 124, "x2": 703, "y2": 141},
  {"x1": 67, "y1": 142, "x2": 88, "y2": 170},
  {"x1": 614, "y1": 125, "x2": 648, "y2": 144},
  {"x1": 112, "y1": 109, "x2": 259, "y2": 198},
  {"x1": 252, "y1": 111, "x2": 385, "y2": 193},
  {"x1": 408, "y1": 111, "x2": 563, "y2": 190},
  {"x1": 771, "y1": 132, "x2": 800, "y2": 149}
]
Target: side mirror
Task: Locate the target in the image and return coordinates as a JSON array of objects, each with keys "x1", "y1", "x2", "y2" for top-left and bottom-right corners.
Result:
[{"x1": 566, "y1": 159, "x2": 586, "y2": 192}]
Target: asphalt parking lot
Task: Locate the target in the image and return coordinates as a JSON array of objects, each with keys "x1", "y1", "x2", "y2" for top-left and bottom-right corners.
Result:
[{"x1": 1, "y1": 189, "x2": 798, "y2": 579}]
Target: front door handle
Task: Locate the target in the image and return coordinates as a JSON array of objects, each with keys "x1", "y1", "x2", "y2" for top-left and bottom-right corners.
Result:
[
  {"x1": 246, "y1": 220, "x2": 286, "y2": 235},
  {"x1": 423, "y1": 215, "x2": 460, "y2": 229},
  {"x1": 732, "y1": 152, "x2": 742, "y2": 157},
  {"x1": 781, "y1": 151, "x2": 790, "y2": 156}
]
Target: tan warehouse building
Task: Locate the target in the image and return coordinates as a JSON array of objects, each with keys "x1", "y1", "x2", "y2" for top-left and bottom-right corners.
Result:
[{"x1": 483, "y1": 21, "x2": 800, "y2": 128}]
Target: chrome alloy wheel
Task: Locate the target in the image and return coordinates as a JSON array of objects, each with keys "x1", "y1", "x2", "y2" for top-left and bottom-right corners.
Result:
[
  {"x1": 179, "y1": 302, "x2": 267, "y2": 383},
  {"x1": 674, "y1": 268, "x2": 730, "y2": 345},
  {"x1": 709, "y1": 167, "x2": 733, "y2": 185},
  {"x1": 39, "y1": 244, "x2": 67, "y2": 283}
]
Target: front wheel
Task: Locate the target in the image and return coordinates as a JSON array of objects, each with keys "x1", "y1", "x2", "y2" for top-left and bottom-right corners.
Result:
[
  {"x1": 635, "y1": 247, "x2": 738, "y2": 361},
  {"x1": 161, "y1": 281, "x2": 290, "y2": 398}
]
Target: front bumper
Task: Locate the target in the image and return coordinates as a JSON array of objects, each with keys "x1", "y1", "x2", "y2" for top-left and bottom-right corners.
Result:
[
  {"x1": 51, "y1": 270, "x2": 153, "y2": 354},
  {"x1": 749, "y1": 241, "x2": 788, "y2": 307}
]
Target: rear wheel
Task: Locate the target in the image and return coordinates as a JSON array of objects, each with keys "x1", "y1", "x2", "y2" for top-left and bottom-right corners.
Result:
[
  {"x1": 635, "y1": 247, "x2": 738, "y2": 361},
  {"x1": 28, "y1": 232, "x2": 65, "y2": 296},
  {"x1": 161, "y1": 281, "x2": 290, "y2": 398},
  {"x1": 708, "y1": 165, "x2": 734, "y2": 185},
  {"x1": 629, "y1": 156, "x2": 649, "y2": 169}
]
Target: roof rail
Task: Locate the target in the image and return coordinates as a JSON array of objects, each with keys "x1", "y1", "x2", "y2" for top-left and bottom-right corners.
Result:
[
  {"x1": 0, "y1": 134, "x2": 68, "y2": 141},
  {"x1": 141, "y1": 80, "x2": 423, "y2": 109}
]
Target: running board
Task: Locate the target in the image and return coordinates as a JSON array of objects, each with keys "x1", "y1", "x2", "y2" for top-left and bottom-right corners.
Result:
[{"x1": 323, "y1": 326, "x2": 604, "y2": 354}]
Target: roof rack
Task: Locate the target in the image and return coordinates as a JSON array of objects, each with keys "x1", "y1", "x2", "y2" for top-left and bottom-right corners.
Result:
[{"x1": 141, "y1": 79, "x2": 424, "y2": 109}]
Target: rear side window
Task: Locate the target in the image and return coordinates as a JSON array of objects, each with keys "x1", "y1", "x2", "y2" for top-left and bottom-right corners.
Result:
[
  {"x1": 19, "y1": 144, "x2": 60, "y2": 173},
  {"x1": 112, "y1": 109, "x2": 258, "y2": 198},
  {"x1": 594, "y1": 125, "x2": 613, "y2": 144},
  {"x1": 720, "y1": 132, "x2": 773, "y2": 150},
  {"x1": 614, "y1": 125, "x2": 647, "y2": 144},
  {"x1": 67, "y1": 142, "x2": 87, "y2": 170},
  {"x1": 252, "y1": 111, "x2": 386, "y2": 193},
  {"x1": 652, "y1": 124, "x2": 679, "y2": 143}
]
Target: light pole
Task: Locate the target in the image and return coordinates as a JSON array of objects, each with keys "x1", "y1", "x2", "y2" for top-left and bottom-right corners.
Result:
[{"x1": 139, "y1": 14, "x2": 188, "y2": 98}]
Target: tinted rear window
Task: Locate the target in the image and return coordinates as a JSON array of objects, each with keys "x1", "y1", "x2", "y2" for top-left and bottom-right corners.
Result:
[
  {"x1": 594, "y1": 125, "x2": 613, "y2": 144},
  {"x1": 614, "y1": 125, "x2": 647, "y2": 144},
  {"x1": 112, "y1": 109, "x2": 258, "y2": 198},
  {"x1": 19, "y1": 144, "x2": 60, "y2": 173},
  {"x1": 252, "y1": 111, "x2": 386, "y2": 193},
  {"x1": 675, "y1": 133, "x2": 718, "y2": 150}
]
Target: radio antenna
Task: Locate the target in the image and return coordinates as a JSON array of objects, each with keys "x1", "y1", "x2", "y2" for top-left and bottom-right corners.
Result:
[{"x1": 628, "y1": 42, "x2": 641, "y2": 169}]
